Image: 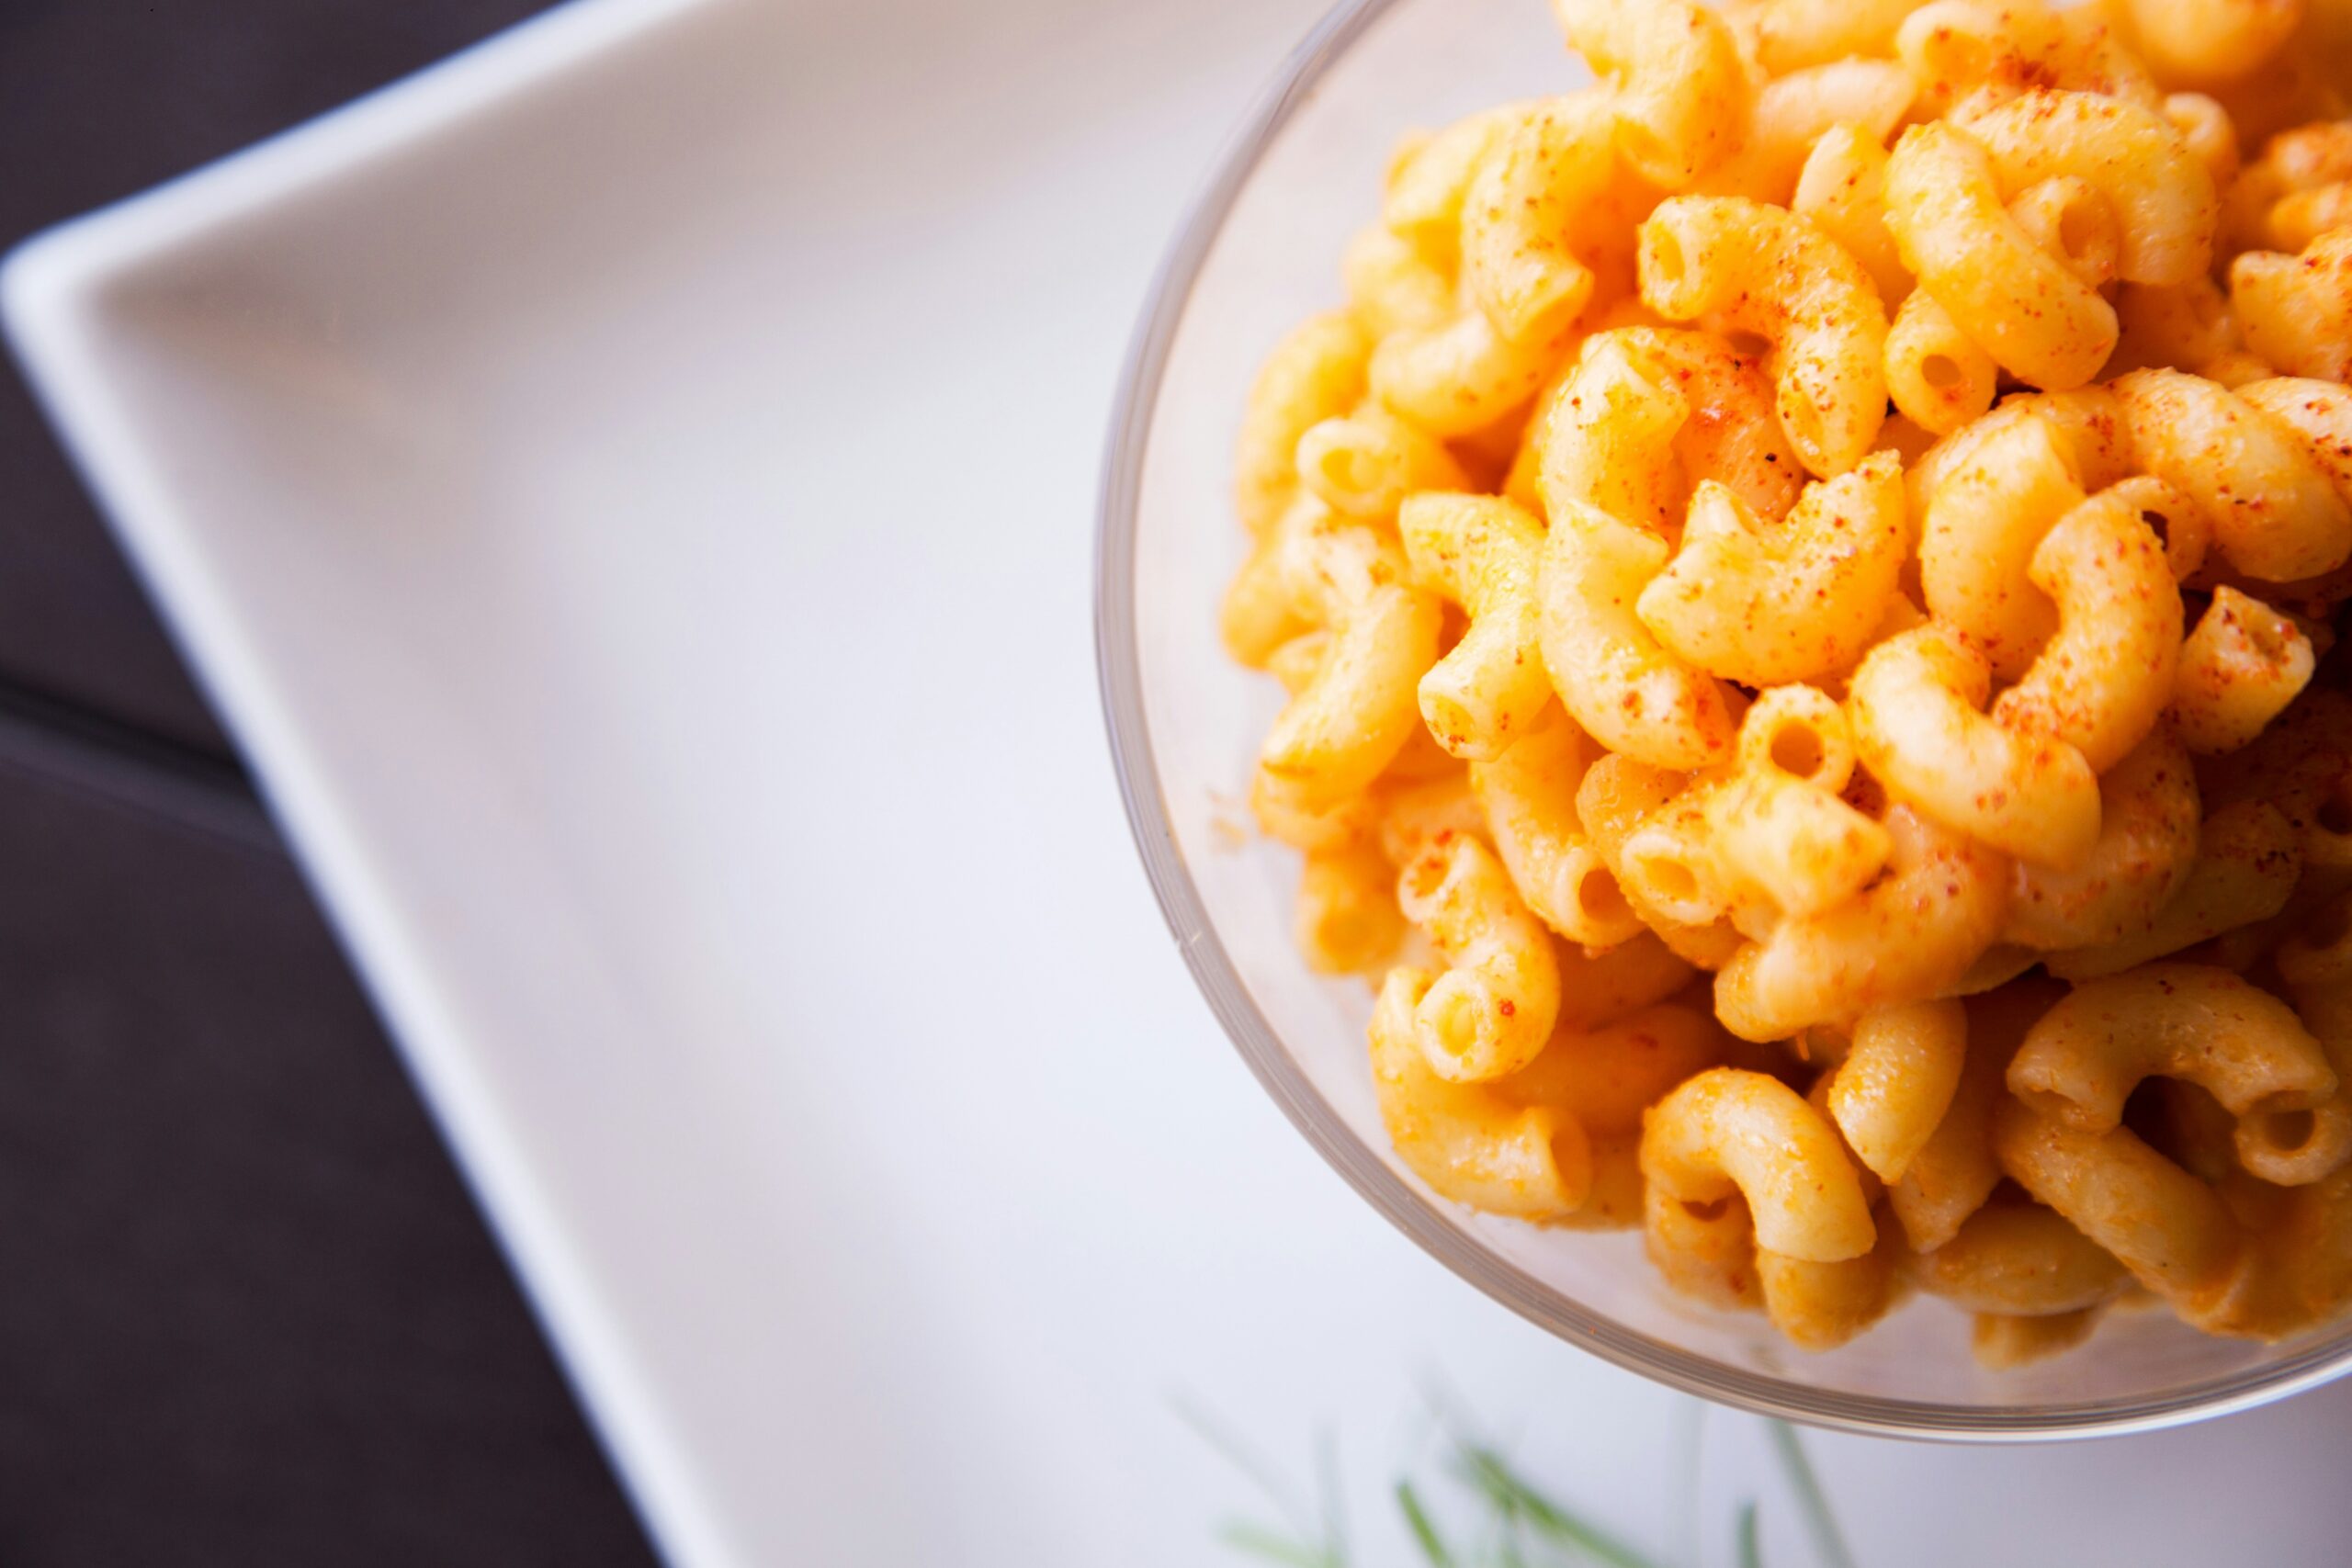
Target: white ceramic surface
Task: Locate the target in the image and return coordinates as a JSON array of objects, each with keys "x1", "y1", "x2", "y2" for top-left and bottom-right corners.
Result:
[{"x1": 9, "y1": 0, "x2": 2352, "y2": 1562}]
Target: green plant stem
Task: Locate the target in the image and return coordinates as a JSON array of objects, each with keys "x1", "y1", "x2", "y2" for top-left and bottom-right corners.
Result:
[
  {"x1": 1764, "y1": 1422, "x2": 1856, "y2": 1568},
  {"x1": 1453, "y1": 1444, "x2": 1668, "y2": 1568},
  {"x1": 1736, "y1": 1500, "x2": 1762, "y2": 1568},
  {"x1": 1396, "y1": 1482, "x2": 1454, "y2": 1567}
]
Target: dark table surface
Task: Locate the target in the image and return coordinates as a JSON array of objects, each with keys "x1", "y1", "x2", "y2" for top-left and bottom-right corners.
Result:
[{"x1": 0, "y1": 5, "x2": 659, "y2": 1562}]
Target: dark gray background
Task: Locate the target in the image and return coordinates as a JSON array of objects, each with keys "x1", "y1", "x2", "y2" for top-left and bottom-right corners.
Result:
[{"x1": 0, "y1": 4, "x2": 660, "y2": 1562}]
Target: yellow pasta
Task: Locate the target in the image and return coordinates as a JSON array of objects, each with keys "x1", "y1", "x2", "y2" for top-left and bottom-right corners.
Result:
[
  {"x1": 1896, "y1": 0, "x2": 2069, "y2": 118},
  {"x1": 1706, "y1": 688, "x2": 1893, "y2": 921},
  {"x1": 1885, "y1": 289, "x2": 2000, "y2": 434},
  {"x1": 1892, "y1": 977, "x2": 2066, "y2": 1251},
  {"x1": 1827, "y1": 998, "x2": 1971, "y2": 1182},
  {"x1": 2172, "y1": 585, "x2": 2318, "y2": 751},
  {"x1": 1555, "y1": 931, "x2": 1702, "y2": 1031},
  {"x1": 1295, "y1": 403, "x2": 1466, "y2": 522},
  {"x1": 1972, "y1": 1304, "x2": 2107, "y2": 1368},
  {"x1": 1642, "y1": 1067, "x2": 1876, "y2": 1261},
  {"x1": 2242, "y1": 227, "x2": 2352, "y2": 379},
  {"x1": 2111, "y1": 275, "x2": 2243, "y2": 378},
  {"x1": 1758, "y1": 1218, "x2": 1905, "y2": 1349},
  {"x1": 1535, "y1": 332, "x2": 1689, "y2": 534},
  {"x1": 1298, "y1": 840, "x2": 1407, "y2": 975},
  {"x1": 2236, "y1": 376, "x2": 2352, "y2": 523},
  {"x1": 1993, "y1": 1097, "x2": 2248, "y2": 1324},
  {"x1": 1577, "y1": 753, "x2": 1747, "y2": 969},
  {"x1": 1713, "y1": 805, "x2": 2010, "y2": 1040},
  {"x1": 1918, "y1": 409, "x2": 2088, "y2": 671},
  {"x1": 1914, "y1": 406, "x2": 2086, "y2": 679},
  {"x1": 1792, "y1": 124, "x2": 1913, "y2": 309},
  {"x1": 1469, "y1": 707, "x2": 1644, "y2": 948},
  {"x1": 1398, "y1": 492, "x2": 1550, "y2": 760},
  {"x1": 2225, "y1": 118, "x2": 2352, "y2": 254},
  {"x1": 1216, "y1": 0, "x2": 2352, "y2": 1360},
  {"x1": 1374, "y1": 772, "x2": 1487, "y2": 871},
  {"x1": 1370, "y1": 967, "x2": 1592, "y2": 1221},
  {"x1": 2268, "y1": 900, "x2": 2352, "y2": 1191},
  {"x1": 1341, "y1": 225, "x2": 1454, "y2": 340},
  {"x1": 1729, "y1": 0, "x2": 1926, "y2": 74},
  {"x1": 1634, "y1": 197, "x2": 1892, "y2": 477},
  {"x1": 1883, "y1": 120, "x2": 2119, "y2": 390},
  {"x1": 1910, "y1": 1198, "x2": 2132, "y2": 1314},
  {"x1": 1552, "y1": 0, "x2": 1754, "y2": 188},
  {"x1": 1383, "y1": 103, "x2": 1528, "y2": 267},
  {"x1": 1645, "y1": 1179, "x2": 1762, "y2": 1309},
  {"x1": 1256, "y1": 516, "x2": 1444, "y2": 814},
  {"x1": 2124, "y1": 0, "x2": 2304, "y2": 85},
  {"x1": 2004, "y1": 728, "x2": 2201, "y2": 951},
  {"x1": 1987, "y1": 485, "x2": 2182, "y2": 774},
  {"x1": 1847, "y1": 623, "x2": 2101, "y2": 869},
  {"x1": 1638, "y1": 453, "x2": 1908, "y2": 685},
  {"x1": 1540, "y1": 497, "x2": 1740, "y2": 771},
  {"x1": 1236, "y1": 313, "x2": 1371, "y2": 537},
  {"x1": 2046, "y1": 800, "x2": 2302, "y2": 978},
  {"x1": 1699, "y1": 60, "x2": 1917, "y2": 205},
  {"x1": 2114, "y1": 367, "x2": 2352, "y2": 581},
  {"x1": 1954, "y1": 88, "x2": 2219, "y2": 285},
  {"x1": 2008, "y1": 965, "x2": 2339, "y2": 1169},
  {"x1": 1371, "y1": 309, "x2": 1575, "y2": 440},
  {"x1": 1459, "y1": 95, "x2": 1618, "y2": 344},
  {"x1": 2164, "y1": 92, "x2": 2242, "y2": 192},
  {"x1": 2006, "y1": 174, "x2": 2125, "y2": 288},
  {"x1": 1509, "y1": 1002, "x2": 1736, "y2": 1137},
  {"x1": 1395, "y1": 832, "x2": 1562, "y2": 1081}
]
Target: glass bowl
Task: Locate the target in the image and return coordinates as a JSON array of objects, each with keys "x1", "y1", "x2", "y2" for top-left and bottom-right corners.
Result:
[{"x1": 1095, "y1": 0, "x2": 2352, "y2": 1437}]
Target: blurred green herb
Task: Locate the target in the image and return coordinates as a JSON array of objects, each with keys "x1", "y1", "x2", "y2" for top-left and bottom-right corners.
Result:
[
  {"x1": 1764, "y1": 1420, "x2": 1856, "y2": 1568},
  {"x1": 1735, "y1": 1501, "x2": 1763, "y2": 1568},
  {"x1": 1448, "y1": 1442, "x2": 1664, "y2": 1568},
  {"x1": 1397, "y1": 1481, "x2": 1454, "y2": 1567},
  {"x1": 1175, "y1": 1398, "x2": 1348, "y2": 1568},
  {"x1": 1187, "y1": 1402, "x2": 1858, "y2": 1568}
]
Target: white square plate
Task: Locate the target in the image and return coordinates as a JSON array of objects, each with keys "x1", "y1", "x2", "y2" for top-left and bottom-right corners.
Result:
[{"x1": 15, "y1": 1, "x2": 2352, "y2": 1562}]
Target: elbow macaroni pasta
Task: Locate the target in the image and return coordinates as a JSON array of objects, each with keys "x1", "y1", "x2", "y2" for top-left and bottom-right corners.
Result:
[
  {"x1": 1701, "y1": 60, "x2": 1916, "y2": 204},
  {"x1": 1459, "y1": 94, "x2": 1618, "y2": 344},
  {"x1": 1910, "y1": 1198, "x2": 2131, "y2": 1314},
  {"x1": 2007, "y1": 965, "x2": 2341, "y2": 1176},
  {"x1": 1847, "y1": 622, "x2": 2102, "y2": 869},
  {"x1": 1793, "y1": 125, "x2": 1914, "y2": 309},
  {"x1": 1540, "y1": 497, "x2": 1741, "y2": 769},
  {"x1": 1827, "y1": 998, "x2": 1971, "y2": 1182},
  {"x1": 1986, "y1": 484, "x2": 2183, "y2": 774},
  {"x1": 1635, "y1": 196, "x2": 1891, "y2": 477},
  {"x1": 1470, "y1": 707, "x2": 1647, "y2": 948},
  {"x1": 1892, "y1": 978, "x2": 2066, "y2": 1252},
  {"x1": 1706, "y1": 687, "x2": 1894, "y2": 921},
  {"x1": 1552, "y1": 0, "x2": 1754, "y2": 188},
  {"x1": 1396, "y1": 832, "x2": 1562, "y2": 1081},
  {"x1": 1915, "y1": 406, "x2": 2086, "y2": 678},
  {"x1": 1713, "y1": 805, "x2": 2011, "y2": 1042},
  {"x1": 1371, "y1": 967, "x2": 1593, "y2": 1220},
  {"x1": 1399, "y1": 491, "x2": 1552, "y2": 759},
  {"x1": 2173, "y1": 585, "x2": 2318, "y2": 751},
  {"x1": 1219, "y1": 0, "x2": 2352, "y2": 1359},
  {"x1": 1884, "y1": 120, "x2": 2120, "y2": 391},
  {"x1": 1953, "y1": 88, "x2": 2219, "y2": 285},
  {"x1": 1728, "y1": 0, "x2": 1925, "y2": 74},
  {"x1": 1642, "y1": 1067, "x2": 1877, "y2": 1261},
  {"x1": 2005, "y1": 728, "x2": 2202, "y2": 951},
  {"x1": 1637, "y1": 453, "x2": 1909, "y2": 685}
]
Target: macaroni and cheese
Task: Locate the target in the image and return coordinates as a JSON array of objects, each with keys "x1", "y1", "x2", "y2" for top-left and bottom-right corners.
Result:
[{"x1": 1220, "y1": 0, "x2": 2352, "y2": 1363}]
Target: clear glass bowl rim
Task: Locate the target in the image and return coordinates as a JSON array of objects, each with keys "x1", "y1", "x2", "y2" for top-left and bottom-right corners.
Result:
[{"x1": 1091, "y1": 0, "x2": 2352, "y2": 1439}]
